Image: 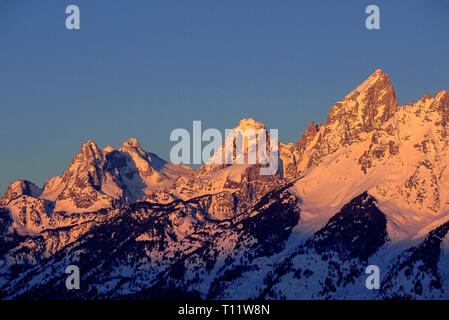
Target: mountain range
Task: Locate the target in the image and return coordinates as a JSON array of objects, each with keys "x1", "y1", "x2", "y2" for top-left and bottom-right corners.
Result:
[{"x1": 1, "y1": 69, "x2": 449, "y2": 299}]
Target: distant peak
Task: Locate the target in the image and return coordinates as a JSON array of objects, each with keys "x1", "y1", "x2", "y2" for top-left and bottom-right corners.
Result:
[
  {"x1": 296, "y1": 120, "x2": 321, "y2": 151},
  {"x1": 235, "y1": 118, "x2": 266, "y2": 131},
  {"x1": 325, "y1": 69, "x2": 398, "y2": 136},
  {"x1": 436, "y1": 89, "x2": 449, "y2": 100},
  {"x1": 80, "y1": 140, "x2": 100, "y2": 154},
  {"x1": 82, "y1": 139, "x2": 97, "y2": 147},
  {"x1": 119, "y1": 138, "x2": 146, "y2": 156},
  {"x1": 9, "y1": 180, "x2": 39, "y2": 190},
  {"x1": 353, "y1": 69, "x2": 392, "y2": 95},
  {"x1": 305, "y1": 120, "x2": 321, "y2": 132},
  {"x1": 121, "y1": 137, "x2": 142, "y2": 149},
  {"x1": 373, "y1": 69, "x2": 386, "y2": 76},
  {"x1": 369, "y1": 69, "x2": 387, "y2": 80},
  {"x1": 103, "y1": 145, "x2": 116, "y2": 154},
  {"x1": 71, "y1": 140, "x2": 104, "y2": 166},
  {"x1": 0, "y1": 180, "x2": 42, "y2": 205}
]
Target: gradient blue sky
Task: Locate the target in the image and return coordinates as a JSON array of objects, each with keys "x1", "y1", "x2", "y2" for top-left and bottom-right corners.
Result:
[{"x1": 1, "y1": 0, "x2": 448, "y2": 193}]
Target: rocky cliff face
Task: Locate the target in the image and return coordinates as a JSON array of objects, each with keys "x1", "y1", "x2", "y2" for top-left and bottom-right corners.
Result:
[
  {"x1": 294, "y1": 69, "x2": 399, "y2": 170},
  {"x1": 0, "y1": 180, "x2": 42, "y2": 206}
]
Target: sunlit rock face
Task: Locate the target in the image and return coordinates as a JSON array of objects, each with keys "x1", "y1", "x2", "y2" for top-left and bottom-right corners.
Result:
[
  {"x1": 293, "y1": 69, "x2": 399, "y2": 170},
  {"x1": 2, "y1": 70, "x2": 449, "y2": 299},
  {"x1": 0, "y1": 180, "x2": 42, "y2": 206}
]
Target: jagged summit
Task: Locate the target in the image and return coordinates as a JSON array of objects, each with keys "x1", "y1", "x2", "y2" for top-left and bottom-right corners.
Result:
[
  {"x1": 296, "y1": 121, "x2": 321, "y2": 151},
  {"x1": 0, "y1": 180, "x2": 42, "y2": 206},
  {"x1": 0, "y1": 137, "x2": 194, "y2": 217},
  {"x1": 201, "y1": 118, "x2": 274, "y2": 169},
  {"x1": 289, "y1": 69, "x2": 400, "y2": 171},
  {"x1": 352, "y1": 69, "x2": 391, "y2": 95},
  {"x1": 103, "y1": 145, "x2": 115, "y2": 154},
  {"x1": 80, "y1": 139, "x2": 100, "y2": 152},
  {"x1": 235, "y1": 118, "x2": 266, "y2": 131},
  {"x1": 335, "y1": 69, "x2": 398, "y2": 127},
  {"x1": 435, "y1": 89, "x2": 449, "y2": 101},
  {"x1": 80, "y1": 138, "x2": 144, "y2": 155},
  {"x1": 328, "y1": 69, "x2": 398, "y2": 137},
  {"x1": 120, "y1": 137, "x2": 142, "y2": 150}
]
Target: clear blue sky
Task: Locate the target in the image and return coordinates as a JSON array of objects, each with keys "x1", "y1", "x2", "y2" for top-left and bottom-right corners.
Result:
[{"x1": 1, "y1": 0, "x2": 448, "y2": 193}]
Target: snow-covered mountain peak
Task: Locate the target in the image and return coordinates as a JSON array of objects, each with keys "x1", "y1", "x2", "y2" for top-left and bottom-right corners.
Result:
[
  {"x1": 103, "y1": 145, "x2": 116, "y2": 154},
  {"x1": 291, "y1": 69, "x2": 400, "y2": 172},
  {"x1": 335, "y1": 69, "x2": 398, "y2": 127},
  {"x1": 296, "y1": 121, "x2": 321, "y2": 151},
  {"x1": 290, "y1": 78, "x2": 449, "y2": 239},
  {"x1": 0, "y1": 180, "x2": 42, "y2": 206},
  {"x1": 435, "y1": 89, "x2": 449, "y2": 103},
  {"x1": 120, "y1": 137, "x2": 142, "y2": 150},
  {"x1": 352, "y1": 69, "x2": 390, "y2": 94},
  {"x1": 172, "y1": 117, "x2": 290, "y2": 211},
  {"x1": 0, "y1": 138, "x2": 195, "y2": 219},
  {"x1": 3, "y1": 72, "x2": 449, "y2": 300},
  {"x1": 80, "y1": 139, "x2": 102, "y2": 158},
  {"x1": 235, "y1": 118, "x2": 267, "y2": 131}
]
